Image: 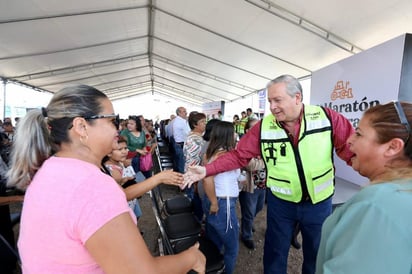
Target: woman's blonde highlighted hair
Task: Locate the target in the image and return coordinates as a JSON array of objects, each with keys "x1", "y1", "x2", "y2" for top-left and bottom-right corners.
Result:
[{"x1": 7, "y1": 85, "x2": 107, "y2": 189}]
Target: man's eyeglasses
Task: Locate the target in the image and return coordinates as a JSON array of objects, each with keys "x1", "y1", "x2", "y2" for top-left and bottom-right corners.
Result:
[
  {"x1": 393, "y1": 101, "x2": 411, "y2": 145},
  {"x1": 84, "y1": 114, "x2": 120, "y2": 129}
]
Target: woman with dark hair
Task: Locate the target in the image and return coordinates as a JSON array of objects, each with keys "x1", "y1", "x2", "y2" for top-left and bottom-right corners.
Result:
[
  {"x1": 203, "y1": 121, "x2": 240, "y2": 274},
  {"x1": 202, "y1": 119, "x2": 220, "y2": 143},
  {"x1": 120, "y1": 115, "x2": 148, "y2": 176},
  {"x1": 195, "y1": 118, "x2": 220, "y2": 215},
  {"x1": 316, "y1": 101, "x2": 412, "y2": 274},
  {"x1": 7, "y1": 85, "x2": 205, "y2": 273}
]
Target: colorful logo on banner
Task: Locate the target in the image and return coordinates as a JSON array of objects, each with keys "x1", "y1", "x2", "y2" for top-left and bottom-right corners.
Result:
[
  {"x1": 330, "y1": 80, "x2": 353, "y2": 101},
  {"x1": 319, "y1": 80, "x2": 380, "y2": 128}
]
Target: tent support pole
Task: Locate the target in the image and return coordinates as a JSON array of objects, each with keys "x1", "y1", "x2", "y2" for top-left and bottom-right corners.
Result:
[{"x1": 2, "y1": 78, "x2": 6, "y2": 120}]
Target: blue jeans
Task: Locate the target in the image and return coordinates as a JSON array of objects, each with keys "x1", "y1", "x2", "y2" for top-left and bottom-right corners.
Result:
[
  {"x1": 128, "y1": 198, "x2": 142, "y2": 219},
  {"x1": 168, "y1": 136, "x2": 175, "y2": 155},
  {"x1": 131, "y1": 155, "x2": 140, "y2": 174},
  {"x1": 239, "y1": 189, "x2": 266, "y2": 240},
  {"x1": 173, "y1": 143, "x2": 185, "y2": 173},
  {"x1": 263, "y1": 192, "x2": 332, "y2": 274},
  {"x1": 204, "y1": 196, "x2": 239, "y2": 274},
  {"x1": 185, "y1": 185, "x2": 204, "y2": 223}
]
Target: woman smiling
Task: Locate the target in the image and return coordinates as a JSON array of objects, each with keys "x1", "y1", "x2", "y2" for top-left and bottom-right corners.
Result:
[{"x1": 316, "y1": 101, "x2": 412, "y2": 274}]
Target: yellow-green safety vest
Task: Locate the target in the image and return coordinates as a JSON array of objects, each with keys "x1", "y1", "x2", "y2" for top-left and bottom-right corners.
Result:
[
  {"x1": 260, "y1": 105, "x2": 335, "y2": 203},
  {"x1": 239, "y1": 117, "x2": 248, "y2": 134}
]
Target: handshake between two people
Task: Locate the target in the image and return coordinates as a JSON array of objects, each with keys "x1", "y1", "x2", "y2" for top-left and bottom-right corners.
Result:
[
  {"x1": 154, "y1": 166, "x2": 206, "y2": 189},
  {"x1": 178, "y1": 165, "x2": 207, "y2": 190}
]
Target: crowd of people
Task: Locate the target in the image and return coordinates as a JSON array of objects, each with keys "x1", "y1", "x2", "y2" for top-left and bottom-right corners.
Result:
[{"x1": 1, "y1": 74, "x2": 411, "y2": 273}]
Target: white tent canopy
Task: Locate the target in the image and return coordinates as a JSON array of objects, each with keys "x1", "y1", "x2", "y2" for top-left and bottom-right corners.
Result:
[{"x1": 1, "y1": 0, "x2": 412, "y2": 106}]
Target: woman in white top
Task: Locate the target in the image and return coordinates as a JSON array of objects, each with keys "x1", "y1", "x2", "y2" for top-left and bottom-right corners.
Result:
[{"x1": 203, "y1": 121, "x2": 240, "y2": 274}]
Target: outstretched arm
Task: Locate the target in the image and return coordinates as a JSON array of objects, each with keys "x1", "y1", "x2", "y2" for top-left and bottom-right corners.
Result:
[
  {"x1": 0, "y1": 195, "x2": 24, "y2": 206},
  {"x1": 124, "y1": 170, "x2": 183, "y2": 201},
  {"x1": 184, "y1": 121, "x2": 261, "y2": 187},
  {"x1": 183, "y1": 166, "x2": 207, "y2": 189}
]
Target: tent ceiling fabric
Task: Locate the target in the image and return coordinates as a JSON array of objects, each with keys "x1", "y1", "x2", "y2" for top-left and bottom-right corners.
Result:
[{"x1": 1, "y1": 0, "x2": 412, "y2": 106}]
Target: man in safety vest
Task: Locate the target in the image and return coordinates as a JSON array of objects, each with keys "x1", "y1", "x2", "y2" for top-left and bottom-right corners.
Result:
[
  {"x1": 183, "y1": 74, "x2": 354, "y2": 274},
  {"x1": 238, "y1": 111, "x2": 248, "y2": 138}
]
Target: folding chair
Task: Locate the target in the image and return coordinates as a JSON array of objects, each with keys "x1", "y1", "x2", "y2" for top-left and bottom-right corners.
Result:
[
  {"x1": 157, "y1": 185, "x2": 193, "y2": 216},
  {"x1": 156, "y1": 146, "x2": 174, "y2": 171},
  {"x1": 150, "y1": 187, "x2": 201, "y2": 245},
  {"x1": 154, "y1": 147, "x2": 193, "y2": 215},
  {"x1": 150, "y1": 188, "x2": 225, "y2": 274}
]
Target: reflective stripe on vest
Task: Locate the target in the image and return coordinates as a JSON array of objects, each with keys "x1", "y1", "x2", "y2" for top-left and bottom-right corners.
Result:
[
  {"x1": 260, "y1": 105, "x2": 335, "y2": 203},
  {"x1": 315, "y1": 178, "x2": 334, "y2": 194},
  {"x1": 270, "y1": 185, "x2": 292, "y2": 195}
]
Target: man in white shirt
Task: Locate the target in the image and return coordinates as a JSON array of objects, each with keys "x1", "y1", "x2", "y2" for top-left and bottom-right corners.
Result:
[
  {"x1": 165, "y1": 114, "x2": 176, "y2": 141},
  {"x1": 172, "y1": 107, "x2": 190, "y2": 173}
]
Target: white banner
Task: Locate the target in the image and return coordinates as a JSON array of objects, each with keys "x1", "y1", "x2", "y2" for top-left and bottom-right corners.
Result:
[{"x1": 311, "y1": 34, "x2": 408, "y2": 186}]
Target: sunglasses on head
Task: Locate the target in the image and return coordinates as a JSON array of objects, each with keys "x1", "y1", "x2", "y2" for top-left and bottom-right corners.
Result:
[{"x1": 393, "y1": 101, "x2": 411, "y2": 145}]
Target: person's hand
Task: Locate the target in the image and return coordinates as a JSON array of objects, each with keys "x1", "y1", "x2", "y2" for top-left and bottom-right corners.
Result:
[
  {"x1": 186, "y1": 242, "x2": 206, "y2": 274},
  {"x1": 209, "y1": 202, "x2": 218, "y2": 214},
  {"x1": 123, "y1": 159, "x2": 132, "y2": 167},
  {"x1": 158, "y1": 170, "x2": 184, "y2": 187},
  {"x1": 181, "y1": 166, "x2": 206, "y2": 189}
]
